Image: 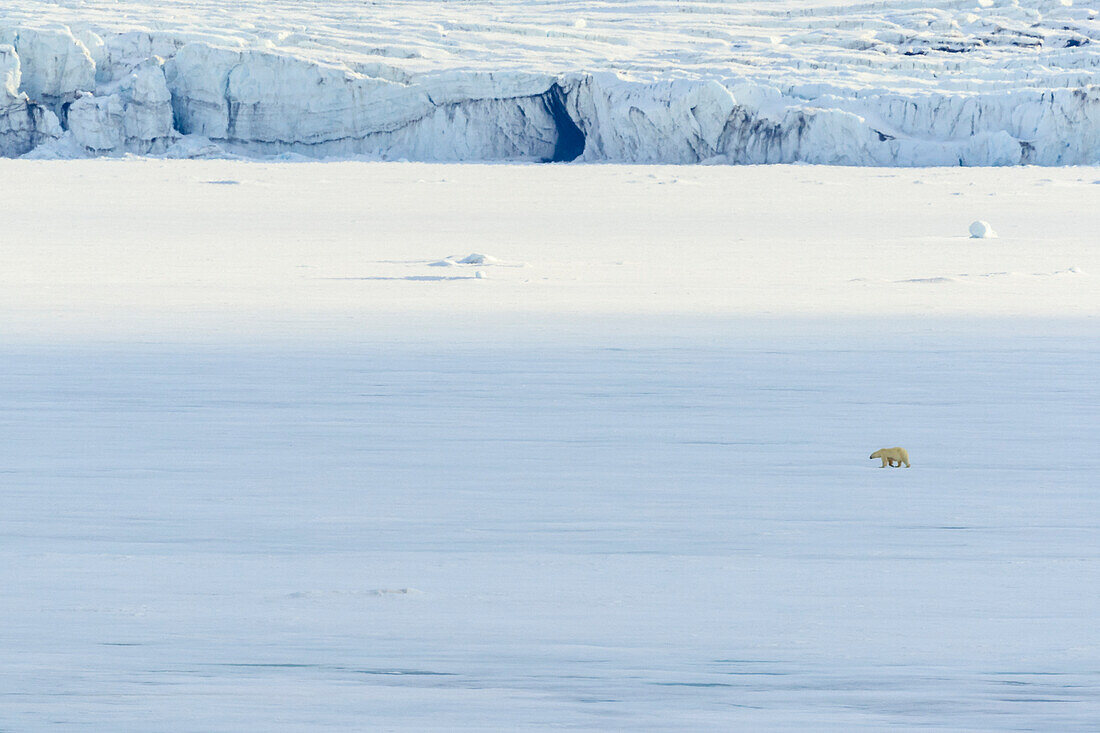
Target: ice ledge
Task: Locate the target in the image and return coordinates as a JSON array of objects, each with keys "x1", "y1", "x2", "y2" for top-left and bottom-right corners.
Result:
[{"x1": 3, "y1": 26, "x2": 1100, "y2": 165}]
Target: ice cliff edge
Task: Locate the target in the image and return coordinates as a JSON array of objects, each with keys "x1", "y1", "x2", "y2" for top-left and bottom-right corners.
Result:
[{"x1": 1, "y1": 25, "x2": 1098, "y2": 165}]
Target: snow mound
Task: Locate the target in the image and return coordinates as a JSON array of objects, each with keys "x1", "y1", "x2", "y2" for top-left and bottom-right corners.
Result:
[
  {"x1": 456, "y1": 253, "x2": 498, "y2": 265},
  {"x1": 431, "y1": 253, "x2": 500, "y2": 266},
  {"x1": 164, "y1": 135, "x2": 227, "y2": 159},
  {"x1": 969, "y1": 221, "x2": 997, "y2": 239}
]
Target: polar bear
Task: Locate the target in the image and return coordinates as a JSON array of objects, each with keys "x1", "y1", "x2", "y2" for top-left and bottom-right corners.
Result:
[{"x1": 870, "y1": 447, "x2": 910, "y2": 468}]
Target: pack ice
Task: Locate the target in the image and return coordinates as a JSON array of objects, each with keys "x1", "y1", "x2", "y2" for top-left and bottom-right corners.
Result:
[{"x1": 2, "y1": 0, "x2": 1099, "y2": 164}]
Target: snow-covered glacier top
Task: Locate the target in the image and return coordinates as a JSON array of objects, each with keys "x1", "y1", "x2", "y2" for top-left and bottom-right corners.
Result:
[{"x1": 2, "y1": 0, "x2": 1099, "y2": 164}]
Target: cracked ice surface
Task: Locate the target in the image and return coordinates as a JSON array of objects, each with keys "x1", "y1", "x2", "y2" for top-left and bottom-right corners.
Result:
[{"x1": 5, "y1": 0, "x2": 1099, "y2": 90}]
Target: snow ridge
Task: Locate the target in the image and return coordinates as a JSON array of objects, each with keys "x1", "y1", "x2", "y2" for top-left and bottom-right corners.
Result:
[{"x1": 2, "y1": 0, "x2": 1100, "y2": 164}]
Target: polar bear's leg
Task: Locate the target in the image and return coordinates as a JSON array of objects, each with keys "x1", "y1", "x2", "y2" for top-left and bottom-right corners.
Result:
[{"x1": 880, "y1": 457, "x2": 889, "y2": 468}]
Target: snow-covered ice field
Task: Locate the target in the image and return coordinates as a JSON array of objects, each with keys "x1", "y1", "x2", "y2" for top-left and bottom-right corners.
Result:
[
  {"x1": 3, "y1": 334, "x2": 1099, "y2": 731},
  {"x1": 1, "y1": 161, "x2": 1099, "y2": 730},
  {"x1": 2, "y1": 161, "x2": 1098, "y2": 337}
]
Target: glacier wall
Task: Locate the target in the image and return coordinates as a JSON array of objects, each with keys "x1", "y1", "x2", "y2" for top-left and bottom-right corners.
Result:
[
  {"x1": 1, "y1": 43, "x2": 61, "y2": 156},
  {"x1": 2, "y1": 25, "x2": 1099, "y2": 165}
]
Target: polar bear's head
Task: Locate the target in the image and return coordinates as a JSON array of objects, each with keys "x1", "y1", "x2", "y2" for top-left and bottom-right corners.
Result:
[{"x1": 869, "y1": 450, "x2": 882, "y2": 459}]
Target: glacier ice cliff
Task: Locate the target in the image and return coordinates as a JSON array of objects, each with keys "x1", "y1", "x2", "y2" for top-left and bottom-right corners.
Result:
[
  {"x1": 2, "y1": 10, "x2": 1099, "y2": 165},
  {"x1": 67, "y1": 60, "x2": 176, "y2": 154},
  {"x1": 1, "y1": 43, "x2": 61, "y2": 156}
]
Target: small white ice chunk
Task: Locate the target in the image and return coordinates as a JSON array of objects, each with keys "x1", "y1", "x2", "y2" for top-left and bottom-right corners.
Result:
[
  {"x1": 969, "y1": 220, "x2": 996, "y2": 239},
  {"x1": 475, "y1": 270, "x2": 486, "y2": 279}
]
